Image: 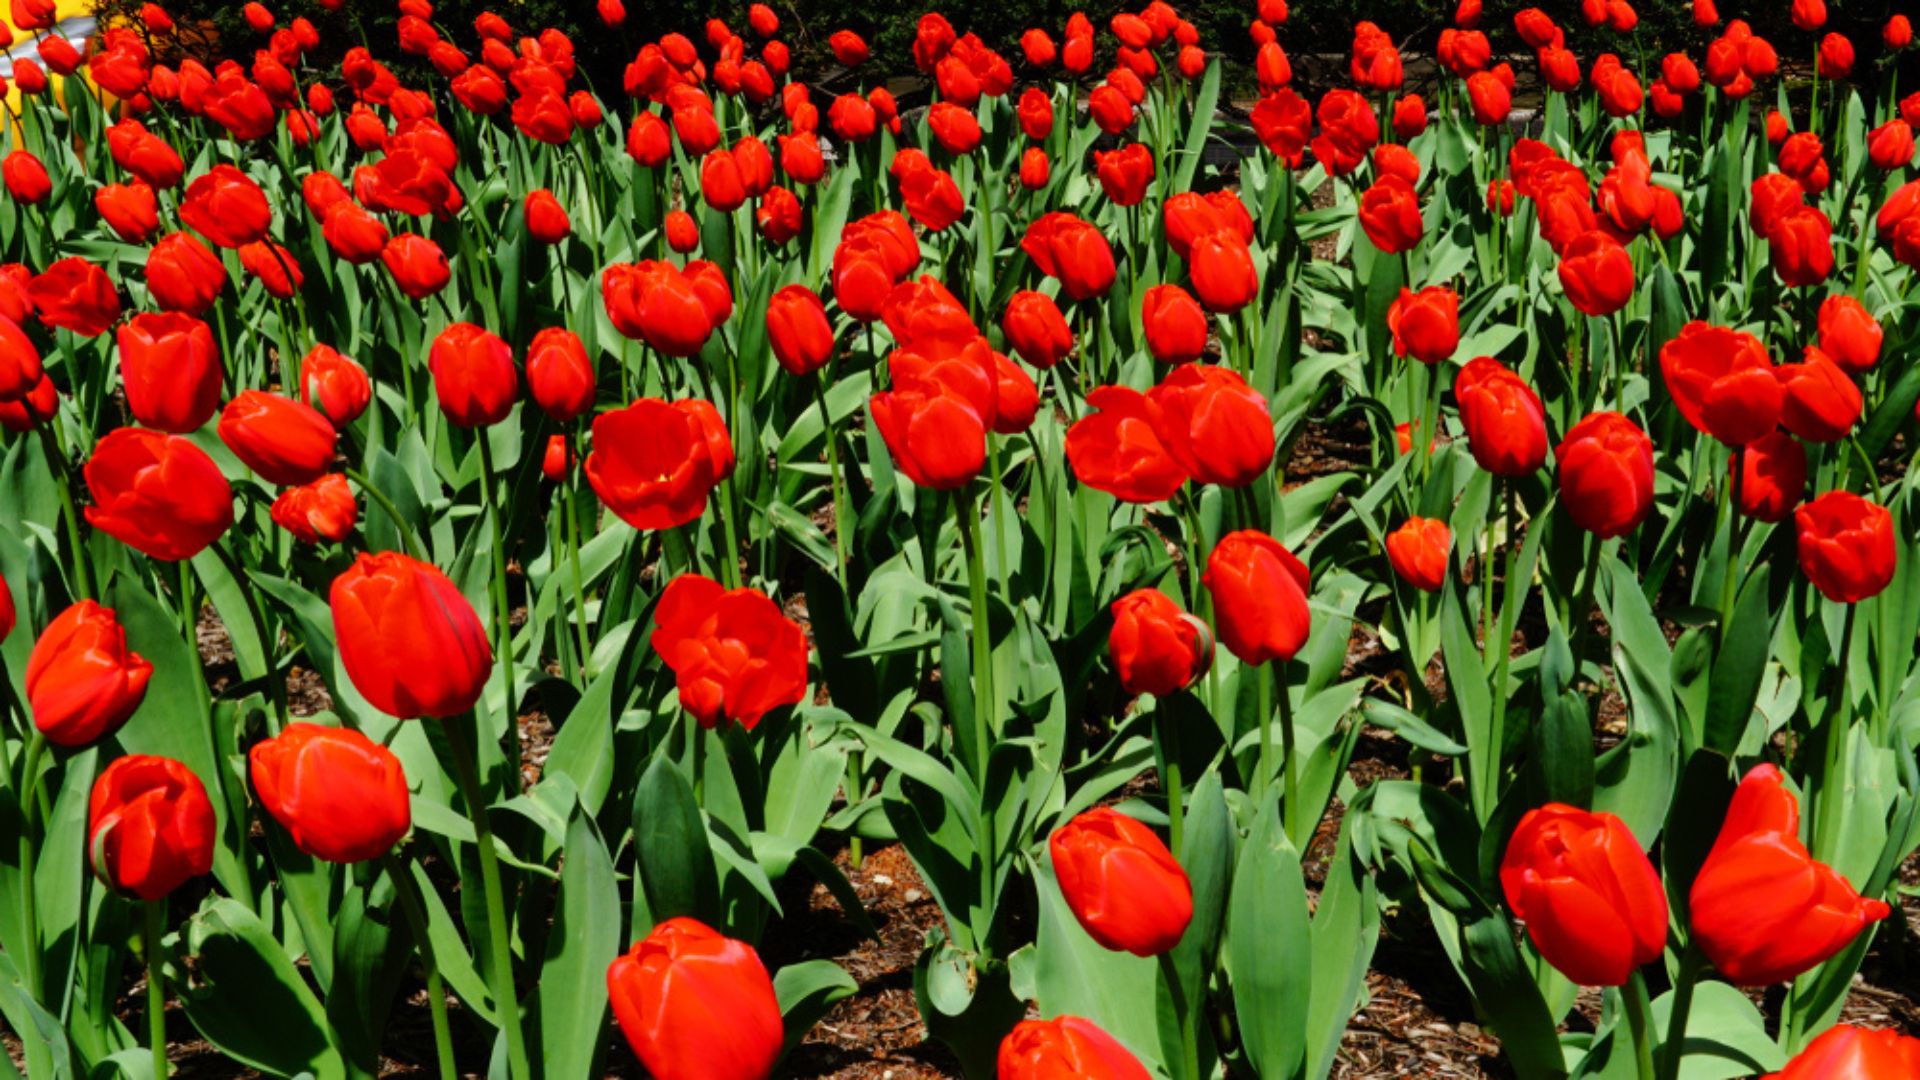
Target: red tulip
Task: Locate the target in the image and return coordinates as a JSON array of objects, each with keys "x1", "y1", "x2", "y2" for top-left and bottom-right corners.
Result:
[
  {"x1": 1386, "y1": 517, "x2": 1451, "y2": 592},
  {"x1": 179, "y1": 164, "x2": 270, "y2": 249},
  {"x1": 115, "y1": 313, "x2": 219, "y2": 435},
  {"x1": 871, "y1": 343, "x2": 995, "y2": 490},
  {"x1": 1187, "y1": 232, "x2": 1258, "y2": 314},
  {"x1": 428, "y1": 323, "x2": 518, "y2": 428},
  {"x1": 94, "y1": 182, "x2": 160, "y2": 247},
  {"x1": 1557, "y1": 231, "x2": 1635, "y2": 316},
  {"x1": 1691, "y1": 764, "x2": 1889, "y2": 984},
  {"x1": 766, "y1": 285, "x2": 834, "y2": 377},
  {"x1": 0, "y1": 375, "x2": 58, "y2": 433},
  {"x1": 1, "y1": 150, "x2": 49, "y2": 204},
  {"x1": 1050, "y1": 807, "x2": 1193, "y2": 956},
  {"x1": 1795, "y1": 491, "x2": 1895, "y2": 604},
  {"x1": 0, "y1": 314, "x2": 41, "y2": 403},
  {"x1": 603, "y1": 261, "x2": 722, "y2": 358},
  {"x1": 607, "y1": 918, "x2": 783, "y2": 1080},
  {"x1": 1776, "y1": 350, "x2": 1861, "y2": 443},
  {"x1": 1658, "y1": 322, "x2": 1783, "y2": 446},
  {"x1": 1022, "y1": 213, "x2": 1116, "y2": 301},
  {"x1": 1387, "y1": 286, "x2": 1460, "y2": 364},
  {"x1": 1065, "y1": 386, "x2": 1186, "y2": 503},
  {"x1": 330, "y1": 551, "x2": 494, "y2": 719},
  {"x1": 88, "y1": 755, "x2": 215, "y2": 900},
  {"x1": 1251, "y1": 89, "x2": 1310, "y2": 166},
  {"x1": 218, "y1": 390, "x2": 336, "y2": 486},
  {"x1": 1738, "y1": 430, "x2": 1806, "y2": 523},
  {"x1": 520, "y1": 327, "x2": 592, "y2": 423},
  {"x1": 1556, "y1": 412, "x2": 1654, "y2": 538},
  {"x1": 145, "y1": 231, "x2": 227, "y2": 316},
  {"x1": 1108, "y1": 588, "x2": 1210, "y2": 698},
  {"x1": 300, "y1": 345, "x2": 371, "y2": 426},
  {"x1": 1094, "y1": 143, "x2": 1154, "y2": 207},
  {"x1": 998, "y1": 1016, "x2": 1149, "y2": 1080},
  {"x1": 251, "y1": 723, "x2": 410, "y2": 863},
  {"x1": 1769, "y1": 206, "x2": 1835, "y2": 287},
  {"x1": 1358, "y1": 176, "x2": 1423, "y2": 253},
  {"x1": 1312, "y1": 89, "x2": 1379, "y2": 177},
  {"x1": 829, "y1": 29, "x2": 869, "y2": 66},
  {"x1": 587, "y1": 398, "x2": 733, "y2": 530},
  {"x1": 927, "y1": 101, "x2": 982, "y2": 156},
  {"x1": 1454, "y1": 357, "x2": 1547, "y2": 476},
  {"x1": 28, "y1": 601, "x2": 153, "y2": 748},
  {"x1": 1499, "y1": 804, "x2": 1667, "y2": 987},
  {"x1": 30, "y1": 257, "x2": 121, "y2": 337},
  {"x1": 1867, "y1": 121, "x2": 1915, "y2": 172},
  {"x1": 650, "y1": 573, "x2": 808, "y2": 730},
  {"x1": 238, "y1": 240, "x2": 302, "y2": 299},
  {"x1": 1768, "y1": 1024, "x2": 1920, "y2": 1080},
  {"x1": 524, "y1": 189, "x2": 570, "y2": 244},
  {"x1": 84, "y1": 427, "x2": 233, "y2": 560},
  {"x1": 1145, "y1": 363, "x2": 1274, "y2": 488},
  {"x1": 1142, "y1": 285, "x2": 1208, "y2": 365},
  {"x1": 382, "y1": 233, "x2": 451, "y2": 299},
  {"x1": 1816, "y1": 295, "x2": 1881, "y2": 374},
  {"x1": 271, "y1": 473, "x2": 357, "y2": 544},
  {"x1": 1203, "y1": 530, "x2": 1310, "y2": 665},
  {"x1": 1001, "y1": 291, "x2": 1072, "y2": 370}
]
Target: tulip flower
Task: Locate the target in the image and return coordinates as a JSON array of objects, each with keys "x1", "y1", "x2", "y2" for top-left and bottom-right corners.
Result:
[
  {"x1": 1454, "y1": 357, "x2": 1547, "y2": 476},
  {"x1": 1557, "y1": 232, "x2": 1635, "y2": 316},
  {"x1": 1499, "y1": 804, "x2": 1667, "y2": 987},
  {"x1": 27, "y1": 601, "x2": 154, "y2": 748},
  {"x1": 1147, "y1": 364, "x2": 1275, "y2": 488},
  {"x1": 1387, "y1": 286, "x2": 1460, "y2": 364},
  {"x1": 542, "y1": 435, "x2": 571, "y2": 483},
  {"x1": 1795, "y1": 491, "x2": 1895, "y2": 604},
  {"x1": 88, "y1": 756, "x2": 216, "y2": 900},
  {"x1": 1109, "y1": 589, "x2": 1210, "y2": 698},
  {"x1": 1776, "y1": 350, "x2": 1862, "y2": 443},
  {"x1": 218, "y1": 390, "x2": 337, "y2": 486},
  {"x1": 1065, "y1": 387, "x2": 1187, "y2": 504},
  {"x1": 650, "y1": 573, "x2": 808, "y2": 730},
  {"x1": 607, "y1": 918, "x2": 783, "y2": 1080},
  {"x1": 1386, "y1": 518, "x2": 1451, "y2": 592},
  {"x1": 29, "y1": 258, "x2": 121, "y2": 337},
  {"x1": 998, "y1": 1016, "x2": 1150, "y2": 1080},
  {"x1": 301, "y1": 345, "x2": 371, "y2": 426},
  {"x1": 1142, "y1": 285, "x2": 1209, "y2": 364},
  {"x1": 96, "y1": 182, "x2": 161, "y2": 243},
  {"x1": 1187, "y1": 232, "x2": 1259, "y2": 313},
  {"x1": 587, "y1": 398, "x2": 734, "y2": 530},
  {"x1": 382, "y1": 233, "x2": 451, "y2": 299},
  {"x1": 1021, "y1": 213, "x2": 1116, "y2": 301},
  {"x1": 1, "y1": 150, "x2": 49, "y2": 204},
  {"x1": 145, "y1": 232, "x2": 228, "y2": 316},
  {"x1": 1658, "y1": 322, "x2": 1783, "y2": 446},
  {"x1": 1001, "y1": 291, "x2": 1073, "y2": 369},
  {"x1": 524, "y1": 189, "x2": 570, "y2": 244},
  {"x1": 0, "y1": 315, "x2": 42, "y2": 404},
  {"x1": 250, "y1": 723, "x2": 409, "y2": 863},
  {"x1": 1556, "y1": 412, "x2": 1654, "y2": 538},
  {"x1": 1769, "y1": 206, "x2": 1836, "y2": 287},
  {"x1": 84, "y1": 428, "x2": 234, "y2": 561},
  {"x1": 1816, "y1": 295, "x2": 1882, "y2": 373},
  {"x1": 525, "y1": 327, "x2": 594, "y2": 423},
  {"x1": 330, "y1": 551, "x2": 494, "y2": 720},
  {"x1": 180, "y1": 164, "x2": 271, "y2": 249},
  {"x1": 1738, "y1": 431, "x2": 1807, "y2": 523},
  {"x1": 1050, "y1": 807, "x2": 1193, "y2": 956},
  {"x1": 871, "y1": 341, "x2": 997, "y2": 491},
  {"x1": 1093, "y1": 144, "x2": 1154, "y2": 207},
  {"x1": 1768, "y1": 1024, "x2": 1920, "y2": 1079},
  {"x1": 603, "y1": 261, "x2": 724, "y2": 358},
  {"x1": 428, "y1": 323, "x2": 518, "y2": 428},
  {"x1": 270, "y1": 473, "x2": 357, "y2": 545},
  {"x1": 1357, "y1": 176, "x2": 1423, "y2": 253},
  {"x1": 1203, "y1": 530, "x2": 1311, "y2": 665},
  {"x1": 1690, "y1": 764, "x2": 1889, "y2": 985}
]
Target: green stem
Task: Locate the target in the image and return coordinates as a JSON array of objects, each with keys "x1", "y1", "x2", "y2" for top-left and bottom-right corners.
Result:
[
  {"x1": 146, "y1": 899, "x2": 168, "y2": 1079},
  {"x1": 38, "y1": 424, "x2": 92, "y2": 601},
  {"x1": 1277, "y1": 660, "x2": 1300, "y2": 844},
  {"x1": 18, "y1": 732, "x2": 45, "y2": 999},
  {"x1": 955, "y1": 488, "x2": 996, "y2": 931},
  {"x1": 1157, "y1": 952, "x2": 1200, "y2": 1080},
  {"x1": 813, "y1": 371, "x2": 850, "y2": 594},
  {"x1": 476, "y1": 436, "x2": 517, "y2": 727},
  {"x1": 1160, "y1": 706, "x2": 1185, "y2": 859},
  {"x1": 1623, "y1": 970, "x2": 1656, "y2": 1080},
  {"x1": 1656, "y1": 949, "x2": 1707, "y2": 1080},
  {"x1": 564, "y1": 427, "x2": 592, "y2": 677},
  {"x1": 441, "y1": 715, "x2": 529, "y2": 1080},
  {"x1": 209, "y1": 543, "x2": 286, "y2": 735},
  {"x1": 1815, "y1": 601, "x2": 1860, "y2": 861},
  {"x1": 386, "y1": 853, "x2": 457, "y2": 1080},
  {"x1": 1255, "y1": 654, "x2": 1273, "y2": 808},
  {"x1": 346, "y1": 468, "x2": 429, "y2": 561},
  {"x1": 1718, "y1": 444, "x2": 1743, "y2": 633}
]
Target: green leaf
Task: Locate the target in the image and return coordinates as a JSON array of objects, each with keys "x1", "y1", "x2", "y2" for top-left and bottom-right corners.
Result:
[
  {"x1": 534, "y1": 802, "x2": 620, "y2": 1080},
  {"x1": 1704, "y1": 565, "x2": 1771, "y2": 756},
  {"x1": 1029, "y1": 863, "x2": 1162, "y2": 1071},
  {"x1": 177, "y1": 897, "x2": 349, "y2": 1080},
  {"x1": 1227, "y1": 791, "x2": 1311, "y2": 1080},
  {"x1": 772, "y1": 959, "x2": 858, "y2": 1057},
  {"x1": 1652, "y1": 981, "x2": 1785, "y2": 1078},
  {"x1": 630, "y1": 752, "x2": 719, "y2": 936}
]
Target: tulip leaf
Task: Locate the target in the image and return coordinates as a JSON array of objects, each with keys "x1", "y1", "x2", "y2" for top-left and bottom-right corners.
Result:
[
  {"x1": 1651, "y1": 981, "x2": 1785, "y2": 1078},
  {"x1": 326, "y1": 869, "x2": 410, "y2": 1077},
  {"x1": 177, "y1": 897, "x2": 349, "y2": 1080},
  {"x1": 630, "y1": 751, "x2": 719, "y2": 938},
  {"x1": 772, "y1": 959, "x2": 858, "y2": 1058},
  {"x1": 1703, "y1": 565, "x2": 1772, "y2": 756},
  {"x1": 533, "y1": 801, "x2": 619, "y2": 1080},
  {"x1": 1227, "y1": 790, "x2": 1312, "y2": 1080},
  {"x1": 1030, "y1": 862, "x2": 1164, "y2": 1072}
]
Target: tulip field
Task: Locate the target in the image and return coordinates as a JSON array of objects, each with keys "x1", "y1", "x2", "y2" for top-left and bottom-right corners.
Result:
[{"x1": 6, "y1": 0, "x2": 1920, "y2": 1075}]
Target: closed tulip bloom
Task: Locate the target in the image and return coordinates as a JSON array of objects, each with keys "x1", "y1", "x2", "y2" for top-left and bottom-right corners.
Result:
[
  {"x1": 1001, "y1": 291, "x2": 1072, "y2": 369},
  {"x1": 1499, "y1": 805, "x2": 1667, "y2": 987},
  {"x1": 2, "y1": 150, "x2": 49, "y2": 204},
  {"x1": 1867, "y1": 121, "x2": 1915, "y2": 172},
  {"x1": 238, "y1": 241, "x2": 302, "y2": 299},
  {"x1": 217, "y1": 390, "x2": 336, "y2": 485},
  {"x1": 28, "y1": 601, "x2": 153, "y2": 748},
  {"x1": 1187, "y1": 232, "x2": 1258, "y2": 314},
  {"x1": 1050, "y1": 807, "x2": 1193, "y2": 956},
  {"x1": 1739, "y1": 430, "x2": 1806, "y2": 523},
  {"x1": 650, "y1": 573, "x2": 807, "y2": 730},
  {"x1": 998, "y1": 1016, "x2": 1150, "y2": 1080},
  {"x1": 0, "y1": 375, "x2": 58, "y2": 433},
  {"x1": 270, "y1": 473, "x2": 357, "y2": 544},
  {"x1": 250, "y1": 723, "x2": 409, "y2": 863},
  {"x1": 870, "y1": 347, "x2": 995, "y2": 490},
  {"x1": 1558, "y1": 231, "x2": 1635, "y2": 316},
  {"x1": 1373, "y1": 144, "x2": 1421, "y2": 186},
  {"x1": 1795, "y1": 491, "x2": 1895, "y2": 603},
  {"x1": 1454, "y1": 357, "x2": 1547, "y2": 476},
  {"x1": 1659, "y1": 322, "x2": 1783, "y2": 446},
  {"x1": 30, "y1": 257, "x2": 121, "y2": 337},
  {"x1": 1816, "y1": 295, "x2": 1882, "y2": 373},
  {"x1": 1142, "y1": 285, "x2": 1209, "y2": 364},
  {"x1": 1776, "y1": 350, "x2": 1861, "y2": 443},
  {"x1": 1392, "y1": 94, "x2": 1428, "y2": 139},
  {"x1": 1387, "y1": 286, "x2": 1459, "y2": 364},
  {"x1": 179, "y1": 164, "x2": 270, "y2": 249},
  {"x1": 0, "y1": 315, "x2": 41, "y2": 403},
  {"x1": 1093, "y1": 144, "x2": 1154, "y2": 207},
  {"x1": 1466, "y1": 71, "x2": 1511, "y2": 125},
  {"x1": 429, "y1": 322, "x2": 517, "y2": 428},
  {"x1": 1022, "y1": 212, "x2": 1116, "y2": 301},
  {"x1": 523, "y1": 327, "x2": 594, "y2": 423},
  {"x1": 1691, "y1": 764, "x2": 1890, "y2": 984},
  {"x1": 382, "y1": 233, "x2": 450, "y2": 299},
  {"x1": 1066, "y1": 386, "x2": 1188, "y2": 503},
  {"x1": 84, "y1": 428, "x2": 233, "y2": 560},
  {"x1": 766, "y1": 285, "x2": 835, "y2": 377},
  {"x1": 96, "y1": 182, "x2": 160, "y2": 243},
  {"x1": 992, "y1": 353, "x2": 1038, "y2": 435},
  {"x1": 524, "y1": 189, "x2": 570, "y2": 243},
  {"x1": 608, "y1": 918, "x2": 783, "y2": 1080},
  {"x1": 663, "y1": 209, "x2": 700, "y2": 254},
  {"x1": 1203, "y1": 529, "x2": 1311, "y2": 665},
  {"x1": 1556, "y1": 412, "x2": 1654, "y2": 538},
  {"x1": 1148, "y1": 364, "x2": 1274, "y2": 488},
  {"x1": 1769, "y1": 1024, "x2": 1920, "y2": 1080},
  {"x1": 1817, "y1": 32, "x2": 1853, "y2": 78},
  {"x1": 602, "y1": 261, "x2": 720, "y2": 358},
  {"x1": 88, "y1": 755, "x2": 215, "y2": 900},
  {"x1": 330, "y1": 551, "x2": 493, "y2": 719},
  {"x1": 1109, "y1": 589, "x2": 1209, "y2": 698},
  {"x1": 928, "y1": 102, "x2": 982, "y2": 156},
  {"x1": 1386, "y1": 517, "x2": 1450, "y2": 592},
  {"x1": 146, "y1": 232, "x2": 227, "y2": 315},
  {"x1": 1769, "y1": 206, "x2": 1835, "y2": 287},
  {"x1": 588, "y1": 398, "x2": 732, "y2": 529},
  {"x1": 829, "y1": 29, "x2": 869, "y2": 66},
  {"x1": 1018, "y1": 147, "x2": 1051, "y2": 190},
  {"x1": 117, "y1": 313, "x2": 220, "y2": 432},
  {"x1": 301, "y1": 345, "x2": 371, "y2": 426},
  {"x1": 1358, "y1": 176, "x2": 1423, "y2": 254}
]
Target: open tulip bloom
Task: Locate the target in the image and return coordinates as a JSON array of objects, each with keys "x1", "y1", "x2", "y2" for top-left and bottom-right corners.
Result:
[{"x1": 2, "y1": 2, "x2": 1920, "y2": 1079}]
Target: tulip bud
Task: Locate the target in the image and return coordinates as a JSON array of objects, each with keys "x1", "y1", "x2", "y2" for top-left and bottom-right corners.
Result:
[
  {"x1": 1556, "y1": 412, "x2": 1654, "y2": 538},
  {"x1": 28, "y1": 601, "x2": 154, "y2": 748},
  {"x1": 89, "y1": 755, "x2": 215, "y2": 900},
  {"x1": 330, "y1": 551, "x2": 494, "y2": 720},
  {"x1": 1795, "y1": 491, "x2": 1895, "y2": 603},
  {"x1": 270, "y1": 473, "x2": 357, "y2": 545},
  {"x1": 1050, "y1": 807, "x2": 1193, "y2": 956},
  {"x1": 1386, "y1": 517, "x2": 1451, "y2": 592},
  {"x1": 1109, "y1": 589, "x2": 1210, "y2": 697},
  {"x1": 1499, "y1": 804, "x2": 1667, "y2": 986},
  {"x1": 608, "y1": 918, "x2": 783, "y2": 1080},
  {"x1": 428, "y1": 322, "x2": 518, "y2": 428},
  {"x1": 1203, "y1": 530, "x2": 1311, "y2": 665},
  {"x1": 218, "y1": 390, "x2": 337, "y2": 485},
  {"x1": 998, "y1": 1016, "x2": 1150, "y2": 1080}
]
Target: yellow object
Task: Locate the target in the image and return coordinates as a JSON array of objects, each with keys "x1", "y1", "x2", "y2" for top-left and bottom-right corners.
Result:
[{"x1": 0, "y1": 0, "x2": 103, "y2": 133}]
